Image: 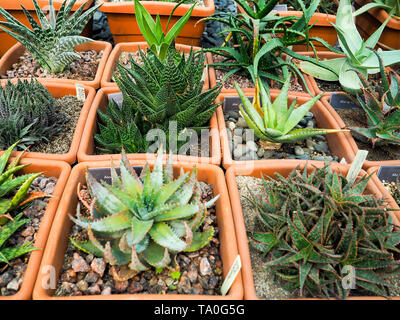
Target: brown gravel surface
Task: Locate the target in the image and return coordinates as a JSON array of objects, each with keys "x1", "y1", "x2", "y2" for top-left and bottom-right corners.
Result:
[
  {"x1": 2, "y1": 50, "x2": 104, "y2": 81},
  {"x1": 55, "y1": 182, "x2": 223, "y2": 297}
]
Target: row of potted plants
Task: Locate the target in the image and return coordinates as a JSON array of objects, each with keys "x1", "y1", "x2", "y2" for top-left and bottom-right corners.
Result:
[{"x1": 1, "y1": 0, "x2": 400, "y2": 301}]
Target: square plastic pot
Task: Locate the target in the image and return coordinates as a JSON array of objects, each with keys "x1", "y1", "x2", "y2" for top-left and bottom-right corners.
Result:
[{"x1": 32, "y1": 160, "x2": 243, "y2": 300}]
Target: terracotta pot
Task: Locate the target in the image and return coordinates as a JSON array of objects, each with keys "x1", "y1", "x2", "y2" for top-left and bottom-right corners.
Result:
[
  {"x1": 226, "y1": 161, "x2": 400, "y2": 300},
  {"x1": 355, "y1": 0, "x2": 400, "y2": 50},
  {"x1": 0, "y1": 0, "x2": 94, "y2": 57},
  {"x1": 77, "y1": 87, "x2": 221, "y2": 165},
  {"x1": 321, "y1": 96, "x2": 400, "y2": 170},
  {"x1": 0, "y1": 82, "x2": 96, "y2": 164},
  {"x1": 97, "y1": 0, "x2": 215, "y2": 47},
  {"x1": 218, "y1": 91, "x2": 355, "y2": 169},
  {"x1": 32, "y1": 160, "x2": 243, "y2": 300},
  {"x1": 101, "y1": 42, "x2": 211, "y2": 89},
  {"x1": 0, "y1": 41, "x2": 112, "y2": 89},
  {"x1": 0, "y1": 158, "x2": 71, "y2": 300}
]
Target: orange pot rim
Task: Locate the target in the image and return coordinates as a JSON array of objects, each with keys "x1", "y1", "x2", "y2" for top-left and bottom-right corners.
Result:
[
  {"x1": 101, "y1": 41, "x2": 211, "y2": 89},
  {"x1": 0, "y1": 0, "x2": 94, "y2": 11},
  {"x1": 226, "y1": 161, "x2": 400, "y2": 300},
  {"x1": 0, "y1": 158, "x2": 71, "y2": 300},
  {"x1": 33, "y1": 160, "x2": 243, "y2": 300},
  {"x1": 217, "y1": 90, "x2": 355, "y2": 169},
  {"x1": 77, "y1": 87, "x2": 221, "y2": 165},
  {"x1": 0, "y1": 41, "x2": 112, "y2": 89},
  {"x1": 354, "y1": 0, "x2": 400, "y2": 30},
  {"x1": 97, "y1": 0, "x2": 215, "y2": 16},
  {"x1": 277, "y1": 10, "x2": 336, "y2": 26},
  {"x1": 0, "y1": 82, "x2": 96, "y2": 164}
]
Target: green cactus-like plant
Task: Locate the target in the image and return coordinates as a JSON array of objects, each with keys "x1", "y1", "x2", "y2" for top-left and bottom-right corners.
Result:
[
  {"x1": 0, "y1": 79, "x2": 65, "y2": 150},
  {"x1": 70, "y1": 149, "x2": 219, "y2": 277},
  {"x1": 0, "y1": 0, "x2": 101, "y2": 73},
  {"x1": 0, "y1": 141, "x2": 49, "y2": 225},
  {"x1": 249, "y1": 164, "x2": 400, "y2": 299},
  {"x1": 234, "y1": 76, "x2": 346, "y2": 143},
  {"x1": 0, "y1": 213, "x2": 39, "y2": 264}
]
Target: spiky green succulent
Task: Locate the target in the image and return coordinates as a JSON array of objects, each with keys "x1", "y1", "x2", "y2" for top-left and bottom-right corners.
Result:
[
  {"x1": 234, "y1": 76, "x2": 345, "y2": 143},
  {"x1": 115, "y1": 47, "x2": 222, "y2": 133},
  {"x1": 0, "y1": 213, "x2": 39, "y2": 264},
  {"x1": 348, "y1": 54, "x2": 400, "y2": 147},
  {"x1": 249, "y1": 163, "x2": 400, "y2": 299},
  {"x1": 300, "y1": 0, "x2": 400, "y2": 94},
  {"x1": 0, "y1": 0, "x2": 101, "y2": 73},
  {"x1": 0, "y1": 79, "x2": 65, "y2": 150},
  {"x1": 70, "y1": 150, "x2": 219, "y2": 276},
  {"x1": 0, "y1": 141, "x2": 49, "y2": 225}
]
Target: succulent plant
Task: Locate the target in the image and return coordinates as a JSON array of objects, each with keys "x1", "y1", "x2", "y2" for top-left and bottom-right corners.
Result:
[
  {"x1": 115, "y1": 47, "x2": 222, "y2": 133},
  {"x1": 249, "y1": 164, "x2": 400, "y2": 299},
  {"x1": 0, "y1": 79, "x2": 65, "y2": 150},
  {"x1": 354, "y1": 0, "x2": 400, "y2": 20},
  {"x1": 0, "y1": 141, "x2": 49, "y2": 225},
  {"x1": 70, "y1": 149, "x2": 219, "y2": 279},
  {"x1": 0, "y1": 213, "x2": 39, "y2": 264},
  {"x1": 348, "y1": 54, "x2": 400, "y2": 147},
  {"x1": 0, "y1": 0, "x2": 101, "y2": 73},
  {"x1": 300, "y1": 0, "x2": 400, "y2": 94},
  {"x1": 234, "y1": 76, "x2": 345, "y2": 143}
]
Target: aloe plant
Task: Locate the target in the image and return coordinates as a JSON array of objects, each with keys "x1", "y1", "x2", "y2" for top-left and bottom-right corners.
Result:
[
  {"x1": 234, "y1": 76, "x2": 345, "y2": 143},
  {"x1": 349, "y1": 53, "x2": 400, "y2": 146},
  {"x1": 354, "y1": 0, "x2": 400, "y2": 19},
  {"x1": 300, "y1": 0, "x2": 400, "y2": 94},
  {"x1": 70, "y1": 149, "x2": 219, "y2": 278},
  {"x1": 250, "y1": 164, "x2": 400, "y2": 299},
  {"x1": 134, "y1": 0, "x2": 195, "y2": 61},
  {"x1": 0, "y1": 0, "x2": 101, "y2": 73}
]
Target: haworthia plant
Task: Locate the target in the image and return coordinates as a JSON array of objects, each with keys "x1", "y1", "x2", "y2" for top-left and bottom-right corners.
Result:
[
  {"x1": 70, "y1": 149, "x2": 219, "y2": 278},
  {"x1": 300, "y1": 0, "x2": 400, "y2": 93},
  {"x1": 234, "y1": 76, "x2": 346, "y2": 143},
  {"x1": 0, "y1": 0, "x2": 101, "y2": 73}
]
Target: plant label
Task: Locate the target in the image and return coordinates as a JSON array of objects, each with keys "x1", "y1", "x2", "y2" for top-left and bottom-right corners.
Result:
[
  {"x1": 88, "y1": 166, "x2": 143, "y2": 184},
  {"x1": 220, "y1": 255, "x2": 241, "y2": 296},
  {"x1": 377, "y1": 166, "x2": 400, "y2": 183},
  {"x1": 329, "y1": 93, "x2": 360, "y2": 110},
  {"x1": 202, "y1": 65, "x2": 208, "y2": 83},
  {"x1": 273, "y1": 4, "x2": 288, "y2": 11},
  {"x1": 108, "y1": 92, "x2": 123, "y2": 109},
  {"x1": 346, "y1": 150, "x2": 368, "y2": 184},
  {"x1": 75, "y1": 83, "x2": 86, "y2": 102},
  {"x1": 224, "y1": 96, "x2": 253, "y2": 112}
]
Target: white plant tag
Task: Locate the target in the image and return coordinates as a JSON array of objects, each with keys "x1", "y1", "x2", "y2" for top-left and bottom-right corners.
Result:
[
  {"x1": 340, "y1": 158, "x2": 347, "y2": 164},
  {"x1": 202, "y1": 65, "x2": 208, "y2": 83},
  {"x1": 75, "y1": 83, "x2": 86, "y2": 102},
  {"x1": 346, "y1": 150, "x2": 368, "y2": 184},
  {"x1": 220, "y1": 255, "x2": 241, "y2": 296}
]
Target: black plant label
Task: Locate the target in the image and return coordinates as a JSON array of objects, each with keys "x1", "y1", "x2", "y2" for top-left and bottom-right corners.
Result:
[
  {"x1": 329, "y1": 93, "x2": 360, "y2": 110},
  {"x1": 224, "y1": 96, "x2": 253, "y2": 112},
  {"x1": 377, "y1": 166, "x2": 400, "y2": 183},
  {"x1": 273, "y1": 4, "x2": 288, "y2": 10},
  {"x1": 88, "y1": 166, "x2": 143, "y2": 184}
]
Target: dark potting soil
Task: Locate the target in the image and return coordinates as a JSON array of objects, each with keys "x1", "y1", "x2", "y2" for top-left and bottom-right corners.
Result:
[
  {"x1": 2, "y1": 50, "x2": 104, "y2": 81},
  {"x1": 54, "y1": 183, "x2": 223, "y2": 297},
  {"x1": 0, "y1": 175, "x2": 57, "y2": 296},
  {"x1": 336, "y1": 108, "x2": 400, "y2": 161}
]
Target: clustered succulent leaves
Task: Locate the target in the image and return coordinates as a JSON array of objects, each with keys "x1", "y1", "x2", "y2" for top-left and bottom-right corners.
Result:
[
  {"x1": 234, "y1": 76, "x2": 345, "y2": 143},
  {"x1": 0, "y1": 79, "x2": 65, "y2": 151},
  {"x1": 70, "y1": 150, "x2": 219, "y2": 278},
  {"x1": 300, "y1": 0, "x2": 400, "y2": 93},
  {"x1": 203, "y1": 0, "x2": 339, "y2": 92},
  {"x1": 0, "y1": 141, "x2": 49, "y2": 225},
  {"x1": 0, "y1": 0, "x2": 101, "y2": 73},
  {"x1": 249, "y1": 164, "x2": 400, "y2": 299},
  {"x1": 348, "y1": 54, "x2": 400, "y2": 147},
  {"x1": 95, "y1": 47, "x2": 221, "y2": 154}
]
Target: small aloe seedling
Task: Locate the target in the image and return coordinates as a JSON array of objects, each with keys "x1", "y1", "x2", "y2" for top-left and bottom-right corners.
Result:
[
  {"x1": 234, "y1": 77, "x2": 346, "y2": 143},
  {"x1": 0, "y1": 0, "x2": 101, "y2": 73},
  {"x1": 70, "y1": 149, "x2": 219, "y2": 279},
  {"x1": 0, "y1": 141, "x2": 49, "y2": 225},
  {"x1": 0, "y1": 213, "x2": 39, "y2": 264},
  {"x1": 250, "y1": 164, "x2": 400, "y2": 299},
  {"x1": 349, "y1": 54, "x2": 400, "y2": 147},
  {"x1": 134, "y1": 0, "x2": 195, "y2": 61}
]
